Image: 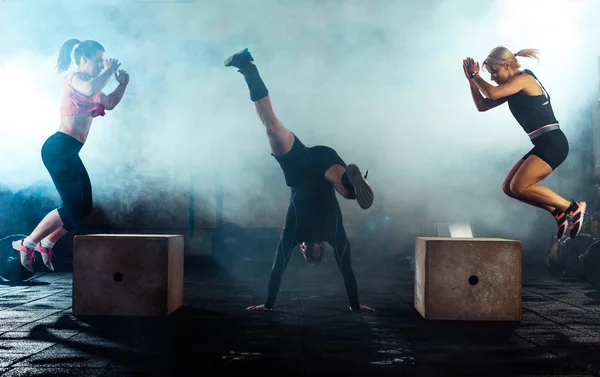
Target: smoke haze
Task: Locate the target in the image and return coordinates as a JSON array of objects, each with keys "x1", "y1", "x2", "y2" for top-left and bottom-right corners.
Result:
[{"x1": 0, "y1": 0, "x2": 598, "y2": 248}]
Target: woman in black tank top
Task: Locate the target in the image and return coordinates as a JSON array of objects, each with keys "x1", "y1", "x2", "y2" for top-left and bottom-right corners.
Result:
[{"x1": 462, "y1": 46, "x2": 586, "y2": 240}]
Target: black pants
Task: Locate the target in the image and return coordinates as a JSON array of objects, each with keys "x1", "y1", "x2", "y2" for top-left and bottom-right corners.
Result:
[{"x1": 41, "y1": 132, "x2": 92, "y2": 231}]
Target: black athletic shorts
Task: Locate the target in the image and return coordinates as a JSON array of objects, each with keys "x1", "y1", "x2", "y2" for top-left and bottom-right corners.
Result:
[{"x1": 522, "y1": 129, "x2": 569, "y2": 170}]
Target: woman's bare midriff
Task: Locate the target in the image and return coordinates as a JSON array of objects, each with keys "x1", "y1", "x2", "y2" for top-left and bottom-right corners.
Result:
[{"x1": 57, "y1": 114, "x2": 93, "y2": 144}]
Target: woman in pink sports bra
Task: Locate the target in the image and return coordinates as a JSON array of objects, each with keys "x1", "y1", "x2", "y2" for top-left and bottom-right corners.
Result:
[{"x1": 12, "y1": 38, "x2": 129, "y2": 273}]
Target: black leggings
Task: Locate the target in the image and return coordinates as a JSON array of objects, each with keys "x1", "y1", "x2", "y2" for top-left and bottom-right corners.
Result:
[{"x1": 41, "y1": 132, "x2": 92, "y2": 231}]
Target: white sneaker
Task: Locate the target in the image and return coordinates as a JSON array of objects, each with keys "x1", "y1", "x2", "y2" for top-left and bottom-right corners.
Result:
[
  {"x1": 35, "y1": 243, "x2": 54, "y2": 272},
  {"x1": 11, "y1": 240, "x2": 35, "y2": 273}
]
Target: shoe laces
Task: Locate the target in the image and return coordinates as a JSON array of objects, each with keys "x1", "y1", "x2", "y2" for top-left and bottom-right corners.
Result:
[
  {"x1": 39, "y1": 245, "x2": 54, "y2": 260},
  {"x1": 26, "y1": 249, "x2": 35, "y2": 264},
  {"x1": 20, "y1": 241, "x2": 35, "y2": 264}
]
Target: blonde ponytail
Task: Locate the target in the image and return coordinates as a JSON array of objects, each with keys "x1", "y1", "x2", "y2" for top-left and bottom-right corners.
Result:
[
  {"x1": 514, "y1": 49, "x2": 540, "y2": 62},
  {"x1": 483, "y1": 46, "x2": 540, "y2": 71}
]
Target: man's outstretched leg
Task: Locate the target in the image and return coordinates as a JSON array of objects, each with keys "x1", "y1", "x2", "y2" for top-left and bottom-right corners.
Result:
[
  {"x1": 225, "y1": 48, "x2": 374, "y2": 210},
  {"x1": 225, "y1": 48, "x2": 294, "y2": 156}
]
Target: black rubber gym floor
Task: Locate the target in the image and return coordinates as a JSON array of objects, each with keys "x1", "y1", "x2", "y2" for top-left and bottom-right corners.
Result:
[{"x1": 0, "y1": 252, "x2": 598, "y2": 377}]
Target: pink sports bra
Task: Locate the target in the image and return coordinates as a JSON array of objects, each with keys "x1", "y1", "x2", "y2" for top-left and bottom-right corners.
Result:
[{"x1": 60, "y1": 72, "x2": 106, "y2": 118}]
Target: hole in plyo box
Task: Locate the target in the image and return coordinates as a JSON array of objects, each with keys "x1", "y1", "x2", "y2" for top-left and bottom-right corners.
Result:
[
  {"x1": 468, "y1": 275, "x2": 479, "y2": 285},
  {"x1": 113, "y1": 272, "x2": 123, "y2": 282}
]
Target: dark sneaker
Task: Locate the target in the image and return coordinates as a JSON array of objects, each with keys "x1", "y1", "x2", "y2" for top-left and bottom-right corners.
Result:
[
  {"x1": 224, "y1": 48, "x2": 253, "y2": 69},
  {"x1": 553, "y1": 210, "x2": 569, "y2": 239},
  {"x1": 567, "y1": 199, "x2": 586, "y2": 239},
  {"x1": 345, "y1": 164, "x2": 374, "y2": 210}
]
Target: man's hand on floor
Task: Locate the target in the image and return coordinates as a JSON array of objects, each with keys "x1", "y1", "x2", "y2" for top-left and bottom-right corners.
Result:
[
  {"x1": 350, "y1": 305, "x2": 375, "y2": 312},
  {"x1": 246, "y1": 304, "x2": 272, "y2": 312}
]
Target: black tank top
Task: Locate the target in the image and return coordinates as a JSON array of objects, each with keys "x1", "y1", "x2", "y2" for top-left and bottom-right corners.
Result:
[{"x1": 507, "y1": 69, "x2": 558, "y2": 134}]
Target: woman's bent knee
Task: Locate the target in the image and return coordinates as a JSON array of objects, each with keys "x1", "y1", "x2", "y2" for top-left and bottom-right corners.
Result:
[
  {"x1": 502, "y1": 181, "x2": 517, "y2": 198},
  {"x1": 509, "y1": 181, "x2": 528, "y2": 197}
]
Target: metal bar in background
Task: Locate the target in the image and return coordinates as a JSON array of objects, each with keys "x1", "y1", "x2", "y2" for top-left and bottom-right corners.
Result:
[
  {"x1": 595, "y1": 57, "x2": 600, "y2": 176},
  {"x1": 189, "y1": 175, "x2": 194, "y2": 238},
  {"x1": 211, "y1": 183, "x2": 224, "y2": 256}
]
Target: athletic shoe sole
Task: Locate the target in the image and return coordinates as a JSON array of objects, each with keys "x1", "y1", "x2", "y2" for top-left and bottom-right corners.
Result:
[
  {"x1": 569, "y1": 201, "x2": 587, "y2": 239},
  {"x1": 345, "y1": 164, "x2": 374, "y2": 210}
]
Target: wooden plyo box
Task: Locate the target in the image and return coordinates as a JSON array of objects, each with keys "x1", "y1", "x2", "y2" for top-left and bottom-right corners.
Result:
[
  {"x1": 414, "y1": 237, "x2": 522, "y2": 321},
  {"x1": 72, "y1": 234, "x2": 184, "y2": 316}
]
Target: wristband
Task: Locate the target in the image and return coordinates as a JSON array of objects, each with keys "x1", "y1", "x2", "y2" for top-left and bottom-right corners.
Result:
[{"x1": 469, "y1": 71, "x2": 479, "y2": 79}]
